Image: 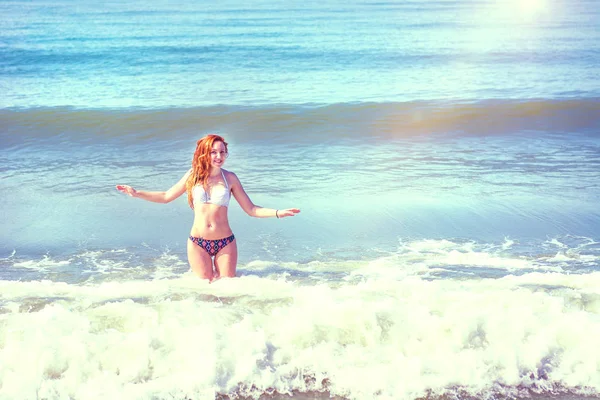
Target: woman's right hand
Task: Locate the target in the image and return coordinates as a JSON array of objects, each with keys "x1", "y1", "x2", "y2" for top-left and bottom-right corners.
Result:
[{"x1": 115, "y1": 184, "x2": 137, "y2": 197}]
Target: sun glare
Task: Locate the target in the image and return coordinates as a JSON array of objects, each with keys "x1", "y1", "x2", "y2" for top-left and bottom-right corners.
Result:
[
  {"x1": 516, "y1": 0, "x2": 548, "y2": 19},
  {"x1": 464, "y1": 0, "x2": 553, "y2": 53},
  {"x1": 511, "y1": 0, "x2": 548, "y2": 20},
  {"x1": 483, "y1": 0, "x2": 550, "y2": 23}
]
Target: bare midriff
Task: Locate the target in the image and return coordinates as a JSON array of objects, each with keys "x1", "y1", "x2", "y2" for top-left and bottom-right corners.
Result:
[{"x1": 190, "y1": 204, "x2": 232, "y2": 239}]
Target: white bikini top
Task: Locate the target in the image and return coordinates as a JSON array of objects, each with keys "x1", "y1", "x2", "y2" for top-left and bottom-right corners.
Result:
[{"x1": 192, "y1": 170, "x2": 231, "y2": 208}]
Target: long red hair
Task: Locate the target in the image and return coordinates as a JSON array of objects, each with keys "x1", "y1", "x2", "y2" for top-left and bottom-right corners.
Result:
[{"x1": 186, "y1": 134, "x2": 228, "y2": 208}]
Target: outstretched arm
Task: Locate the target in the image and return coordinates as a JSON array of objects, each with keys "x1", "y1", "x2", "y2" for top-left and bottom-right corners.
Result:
[
  {"x1": 228, "y1": 171, "x2": 300, "y2": 218},
  {"x1": 116, "y1": 169, "x2": 191, "y2": 204}
]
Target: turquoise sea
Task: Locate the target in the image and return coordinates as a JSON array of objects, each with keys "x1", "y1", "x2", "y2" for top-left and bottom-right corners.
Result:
[{"x1": 1, "y1": 0, "x2": 600, "y2": 399}]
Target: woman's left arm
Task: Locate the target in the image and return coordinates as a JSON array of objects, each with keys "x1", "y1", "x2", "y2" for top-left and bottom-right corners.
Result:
[{"x1": 228, "y1": 171, "x2": 300, "y2": 218}]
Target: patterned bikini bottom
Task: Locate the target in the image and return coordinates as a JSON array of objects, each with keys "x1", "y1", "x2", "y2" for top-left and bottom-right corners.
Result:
[{"x1": 189, "y1": 234, "x2": 236, "y2": 257}]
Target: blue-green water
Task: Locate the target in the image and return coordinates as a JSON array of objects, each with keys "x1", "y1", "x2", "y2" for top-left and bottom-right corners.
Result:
[{"x1": 2, "y1": 0, "x2": 599, "y2": 106}]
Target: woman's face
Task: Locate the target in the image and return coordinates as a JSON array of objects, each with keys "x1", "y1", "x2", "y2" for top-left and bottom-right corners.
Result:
[{"x1": 209, "y1": 140, "x2": 228, "y2": 169}]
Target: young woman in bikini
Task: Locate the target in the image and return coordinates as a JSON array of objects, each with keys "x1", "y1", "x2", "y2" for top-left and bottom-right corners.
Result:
[{"x1": 116, "y1": 134, "x2": 300, "y2": 280}]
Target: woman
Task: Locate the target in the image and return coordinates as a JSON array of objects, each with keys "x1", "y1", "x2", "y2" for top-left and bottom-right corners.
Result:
[{"x1": 116, "y1": 134, "x2": 300, "y2": 280}]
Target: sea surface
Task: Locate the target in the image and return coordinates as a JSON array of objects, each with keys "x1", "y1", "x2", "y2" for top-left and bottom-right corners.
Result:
[{"x1": 1, "y1": 0, "x2": 600, "y2": 399}]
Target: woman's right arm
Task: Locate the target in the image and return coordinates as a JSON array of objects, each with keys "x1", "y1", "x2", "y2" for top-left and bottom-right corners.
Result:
[{"x1": 116, "y1": 169, "x2": 191, "y2": 204}]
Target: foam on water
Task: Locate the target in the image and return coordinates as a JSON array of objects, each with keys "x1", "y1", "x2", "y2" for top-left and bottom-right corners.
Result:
[
  {"x1": 1, "y1": 238, "x2": 600, "y2": 399},
  {"x1": 2, "y1": 265, "x2": 600, "y2": 399},
  {"x1": 3, "y1": 236, "x2": 599, "y2": 283}
]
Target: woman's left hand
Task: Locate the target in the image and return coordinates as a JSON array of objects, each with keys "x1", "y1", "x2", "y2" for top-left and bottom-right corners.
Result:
[{"x1": 277, "y1": 208, "x2": 301, "y2": 218}]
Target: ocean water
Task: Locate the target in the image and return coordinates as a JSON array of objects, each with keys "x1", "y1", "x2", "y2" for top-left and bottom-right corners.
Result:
[{"x1": 1, "y1": 0, "x2": 600, "y2": 399}]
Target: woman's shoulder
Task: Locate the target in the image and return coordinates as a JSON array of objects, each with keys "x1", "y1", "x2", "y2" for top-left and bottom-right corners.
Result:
[
  {"x1": 222, "y1": 169, "x2": 240, "y2": 183},
  {"x1": 182, "y1": 168, "x2": 193, "y2": 180}
]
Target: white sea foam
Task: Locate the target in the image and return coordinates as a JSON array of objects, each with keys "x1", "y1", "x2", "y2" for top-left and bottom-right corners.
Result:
[
  {"x1": 2, "y1": 269, "x2": 600, "y2": 399},
  {"x1": 12, "y1": 255, "x2": 71, "y2": 270},
  {"x1": 3, "y1": 237, "x2": 592, "y2": 288},
  {"x1": 345, "y1": 238, "x2": 568, "y2": 281}
]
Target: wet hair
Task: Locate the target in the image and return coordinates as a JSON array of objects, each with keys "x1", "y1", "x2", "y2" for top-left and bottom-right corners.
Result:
[{"x1": 186, "y1": 134, "x2": 228, "y2": 208}]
